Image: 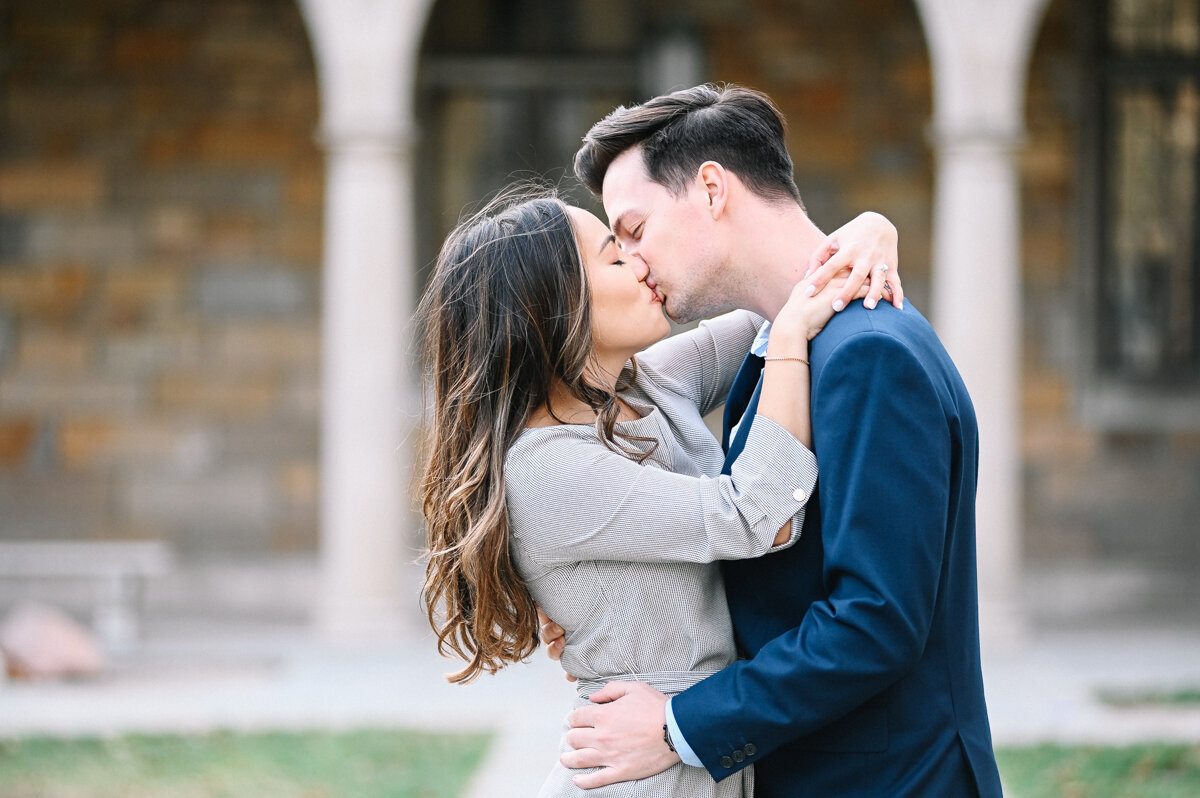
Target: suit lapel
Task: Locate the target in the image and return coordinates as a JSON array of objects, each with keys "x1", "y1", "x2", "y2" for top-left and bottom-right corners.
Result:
[{"x1": 722, "y1": 352, "x2": 765, "y2": 475}]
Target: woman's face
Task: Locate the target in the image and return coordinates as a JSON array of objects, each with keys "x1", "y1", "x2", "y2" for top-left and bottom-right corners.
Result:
[{"x1": 567, "y1": 206, "x2": 671, "y2": 361}]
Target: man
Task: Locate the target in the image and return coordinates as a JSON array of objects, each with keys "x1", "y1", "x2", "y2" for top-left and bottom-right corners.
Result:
[{"x1": 544, "y1": 84, "x2": 1003, "y2": 797}]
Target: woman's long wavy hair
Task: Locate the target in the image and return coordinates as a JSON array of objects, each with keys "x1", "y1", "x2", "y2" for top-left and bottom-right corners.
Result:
[{"x1": 417, "y1": 189, "x2": 652, "y2": 684}]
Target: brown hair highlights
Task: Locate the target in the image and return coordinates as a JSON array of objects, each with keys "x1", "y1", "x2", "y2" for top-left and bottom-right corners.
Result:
[
  {"x1": 574, "y1": 83, "x2": 802, "y2": 206},
  {"x1": 417, "y1": 188, "x2": 652, "y2": 684}
]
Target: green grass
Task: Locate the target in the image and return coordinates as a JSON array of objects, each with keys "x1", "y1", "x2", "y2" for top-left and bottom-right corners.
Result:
[
  {"x1": 0, "y1": 728, "x2": 492, "y2": 798},
  {"x1": 1097, "y1": 687, "x2": 1200, "y2": 708},
  {"x1": 997, "y1": 743, "x2": 1200, "y2": 798}
]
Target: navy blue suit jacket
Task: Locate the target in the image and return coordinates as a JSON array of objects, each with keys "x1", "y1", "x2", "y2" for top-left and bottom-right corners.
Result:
[{"x1": 670, "y1": 301, "x2": 1003, "y2": 797}]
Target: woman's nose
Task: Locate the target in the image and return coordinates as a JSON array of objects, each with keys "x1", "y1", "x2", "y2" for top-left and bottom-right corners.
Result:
[{"x1": 628, "y1": 255, "x2": 650, "y2": 282}]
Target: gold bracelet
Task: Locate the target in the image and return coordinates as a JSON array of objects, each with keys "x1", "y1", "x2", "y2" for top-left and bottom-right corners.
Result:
[{"x1": 763, "y1": 356, "x2": 810, "y2": 365}]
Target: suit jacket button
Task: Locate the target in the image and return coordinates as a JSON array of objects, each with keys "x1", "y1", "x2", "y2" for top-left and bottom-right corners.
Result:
[
  {"x1": 720, "y1": 755, "x2": 734, "y2": 769},
  {"x1": 732, "y1": 749, "x2": 745, "y2": 763},
  {"x1": 744, "y1": 743, "x2": 758, "y2": 756}
]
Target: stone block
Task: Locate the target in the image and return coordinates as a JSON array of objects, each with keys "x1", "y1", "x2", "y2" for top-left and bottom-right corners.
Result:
[
  {"x1": 122, "y1": 467, "x2": 275, "y2": 554},
  {"x1": 215, "y1": 321, "x2": 319, "y2": 370},
  {"x1": 102, "y1": 265, "x2": 184, "y2": 321},
  {"x1": 26, "y1": 215, "x2": 142, "y2": 266},
  {"x1": 110, "y1": 169, "x2": 281, "y2": 212},
  {"x1": 0, "y1": 161, "x2": 104, "y2": 210},
  {"x1": 154, "y1": 372, "x2": 278, "y2": 419},
  {"x1": 0, "y1": 473, "x2": 111, "y2": 540},
  {"x1": 274, "y1": 213, "x2": 323, "y2": 263},
  {"x1": 195, "y1": 121, "x2": 301, "y2": 164},
  {"x1": 219, "y1": 422, "x2": 317, "y2": 462},
  {"x1": 15, "y1": 328, "x2": 91, "y2": 370},
  {"x1": 281, "y1": 372, "x2": 321, "y2": 419},
  {"x1": 109, "y1": 29, "x2": 190, "y2": 72},
  {"x1": 0, "y1": 372, "x2": 145, "y2": 415},
  {"x1": 277, "y1": 459, "x2": 318, "y2": 506},
  {"x1": 147, "y1": 207, "x2": 204, "y2": 253},
  {"x1": 58, "y1": 418, "x2": 218, "y2": 472},
  {"x1": 192, "y1": 264, "x2": 310, "y2": 318},
  {"x1": 205, "y1": 213, "x2": 268, "y2": 257},
  {"x1": 102, "y1": 325, "x2": 203, "y2": 373},
  {"x1": 1023, "y1": 370, "x2": 1071, "y2": 416},
  {"x1": 0, "y1": 267, "x2": 91, "y2": 323},
  {"x1": 0, "y1": 418, "x2": 37, "y2": 467},
  {"x1": 0, "y1": 215, "x2": 26, "y2": 260}
]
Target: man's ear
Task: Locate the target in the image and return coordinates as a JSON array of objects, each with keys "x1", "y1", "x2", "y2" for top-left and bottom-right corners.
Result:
[{"x1": 697, "y1": 161, "x2": 729, "y2": 220}]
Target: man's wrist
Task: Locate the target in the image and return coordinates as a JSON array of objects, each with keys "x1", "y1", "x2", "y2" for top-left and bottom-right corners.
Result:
[{"x1": 664, "y1": 697, "x2": 704, "y2": 767}]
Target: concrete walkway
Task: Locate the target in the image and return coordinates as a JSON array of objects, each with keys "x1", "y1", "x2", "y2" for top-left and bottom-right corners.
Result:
[{"x1": 1, "y1": 561, "x2": 1199, "y2": 796}]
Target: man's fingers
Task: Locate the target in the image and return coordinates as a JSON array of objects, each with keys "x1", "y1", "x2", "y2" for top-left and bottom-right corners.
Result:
[
  {"x1": 588, "y1": 681, "x2": 631, "y2": 703},
  {"x1": 561, "y1": 745, "x2": 604, "y2": 769},
  {"x1": 564, "y1": 726, "x2": 596, "y2": 752},
  {"x1": 547, "y1": 637, "x2": 564, "y2": 662}
]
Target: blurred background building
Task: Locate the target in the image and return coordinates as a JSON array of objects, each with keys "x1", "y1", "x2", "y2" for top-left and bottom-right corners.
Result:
[{"x1": 0, "y1": 0, "x2": 1197, "y2": 646}]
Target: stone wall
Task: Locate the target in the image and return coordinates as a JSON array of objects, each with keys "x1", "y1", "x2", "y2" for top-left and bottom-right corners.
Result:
[
  {"x1": 1021, "y1": 0, "x2": 1200, "y2": 566},
  {"x1": 1, "y1": 0, "x2": 1196, "y2": 569},
  {"x1": 0, "y1": 0, "x2": 323, "y2": 554}
]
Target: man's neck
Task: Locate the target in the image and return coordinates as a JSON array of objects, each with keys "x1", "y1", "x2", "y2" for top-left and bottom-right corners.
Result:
[{"x1": 735, "y1": 202, "x2": 826, "y2": 321}]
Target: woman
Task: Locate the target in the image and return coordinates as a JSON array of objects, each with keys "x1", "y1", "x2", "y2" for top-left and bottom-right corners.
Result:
[{"x1": 418, "y1": 189, "x2": 900, "y2": 796}]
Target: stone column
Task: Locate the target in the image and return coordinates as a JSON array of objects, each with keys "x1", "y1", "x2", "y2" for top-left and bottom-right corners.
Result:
[
  {"x1": 914, "y1": 0, "x2": 1050, "y2": 647},
  {"x1": 297, "y1": 0, "x2": 433, "y2": 641}
]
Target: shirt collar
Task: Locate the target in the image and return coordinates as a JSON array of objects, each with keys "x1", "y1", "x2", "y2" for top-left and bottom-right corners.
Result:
[{"x1": 750, "y1": 321, "x2": 772, "y2": 358}]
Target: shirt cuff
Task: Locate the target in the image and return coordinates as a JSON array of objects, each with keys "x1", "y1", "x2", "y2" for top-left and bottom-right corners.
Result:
[{"x1": 665, "y1": 696, "x2": 703, "y2": 767}]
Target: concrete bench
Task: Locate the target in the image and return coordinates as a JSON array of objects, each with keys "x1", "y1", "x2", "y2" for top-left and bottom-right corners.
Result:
[{"x1": 0, "y1": 541, "x2": 174, "y2": 650}]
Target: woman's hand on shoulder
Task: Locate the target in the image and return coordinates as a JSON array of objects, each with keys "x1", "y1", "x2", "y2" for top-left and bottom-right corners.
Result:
[
  {"x1": 804, "y1": 211, "x2": 904, "y2": 311},
  {"x1": 773, "y1": 275, "x2": 843, "y2": 345}
]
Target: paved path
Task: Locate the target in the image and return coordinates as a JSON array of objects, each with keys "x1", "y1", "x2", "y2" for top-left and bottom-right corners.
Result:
[
  {"x1": 3, "y1": 618, "x2": 1200, "y2": 795},
  {"x1": 3, "y1": 558, "x2": 1200, "y2": 795}
]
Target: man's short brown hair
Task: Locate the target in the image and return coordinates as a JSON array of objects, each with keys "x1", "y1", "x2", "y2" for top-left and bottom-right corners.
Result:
[{"x1": 574, "y1": 83, "x2": 802, "y2": 206}]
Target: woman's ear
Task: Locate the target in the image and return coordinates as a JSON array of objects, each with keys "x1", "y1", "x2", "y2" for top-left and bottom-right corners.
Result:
[{"x1": 697, "y1": 161, "x2": 729, "y2": 220}]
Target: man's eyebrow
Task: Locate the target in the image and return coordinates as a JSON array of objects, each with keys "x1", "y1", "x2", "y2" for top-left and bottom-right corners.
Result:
[
  {"x1": 610, "y1": 210, "x2": 636, "y2": 237},
  {"x1": 597, "y1": 233, "x2": 616, "y2": 256}
]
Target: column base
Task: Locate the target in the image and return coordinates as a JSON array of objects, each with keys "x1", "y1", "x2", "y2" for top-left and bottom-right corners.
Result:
[{"x1": 978, "y1": 595, "x2": 1028, "y2": 652}]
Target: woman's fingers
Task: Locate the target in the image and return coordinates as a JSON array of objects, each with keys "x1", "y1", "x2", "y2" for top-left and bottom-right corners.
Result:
[
  {"x1": 804, "y1": 237, "x2": 839, "y2": 280},
  {"x1": 886, "y1": 268, "x2": 905, "y2": 309},
  {"x1": 805, "y1": 244, "x2": 852, "y2": 302}
]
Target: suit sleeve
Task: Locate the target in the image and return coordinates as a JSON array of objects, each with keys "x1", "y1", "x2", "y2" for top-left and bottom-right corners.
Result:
[{"x1": 669, "y1": 330, "x2": 953, "y2": 780}]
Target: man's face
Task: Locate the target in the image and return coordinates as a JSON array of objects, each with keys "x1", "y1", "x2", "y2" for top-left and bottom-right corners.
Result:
[{"x1": 601, "y1": 147, "x2": 734, "y2": 323}]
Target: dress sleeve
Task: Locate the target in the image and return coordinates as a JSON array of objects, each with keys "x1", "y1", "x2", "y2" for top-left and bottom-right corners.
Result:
[
  {"x1": 634, "y1": 310, "x2": 764, "y2": 418},
  {"x1": 506, "y1": 416, "x2": 816, "y2": 567}
]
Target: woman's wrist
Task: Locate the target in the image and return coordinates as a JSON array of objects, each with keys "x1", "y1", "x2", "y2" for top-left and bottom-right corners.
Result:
[{"x1": 765, "y1": 334, "x2": 809, "y2": 360}]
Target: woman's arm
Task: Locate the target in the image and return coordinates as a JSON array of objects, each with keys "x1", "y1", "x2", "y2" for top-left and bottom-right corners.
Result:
[
  {"x1": 634, "y1": 309, "x2": 764, "y2": 417},
  {"x1": 506, "y1": 415, "x2": 816, "y2": 568}
]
